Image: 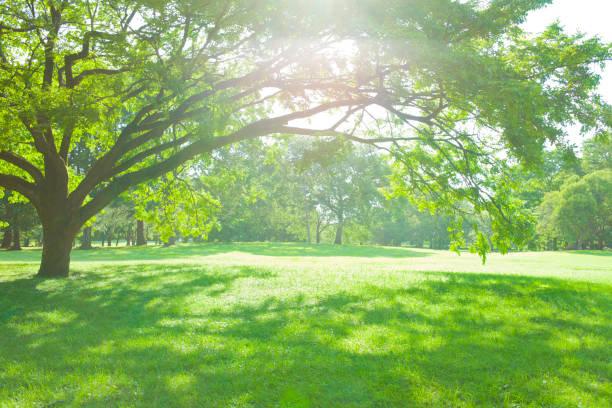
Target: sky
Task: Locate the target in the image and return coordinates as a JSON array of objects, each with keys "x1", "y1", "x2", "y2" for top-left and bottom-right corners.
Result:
[{"x1": 522, "y1": 0, "x2": 612, "y2": 104}]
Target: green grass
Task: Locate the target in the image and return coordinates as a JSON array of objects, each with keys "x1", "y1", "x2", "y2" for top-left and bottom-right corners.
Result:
[{"x1": 1, "y1": 243, "x2": 611, "y2": 407}]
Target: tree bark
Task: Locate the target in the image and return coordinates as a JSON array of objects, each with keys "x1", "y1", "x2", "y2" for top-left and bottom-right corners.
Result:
[
  {"x1": 314, "y1": 215, "x2": 332, "y2": 244},
  {"x1": 37, "y1": 223, "x2": 76, "y2": 278},
  {"x1": 1, "y1": 228, "x2": 11, "y2": 249},
  {"x1": 9, "y1": 228, "x2": 21, "y2": 250},
  {"x1": 334, "y1": 219, "x2": 343, "y2": 245},
  {"x1": 164, "y1": 235, "x2": 176, "y2": 247},
  {"x1": 136, "y1": 220, "x2": 146, "y2": 246},
  {"x1": 302, "y1": 183, "x2": 311, "y2": 244},
  {"x1": 80, "y1": 226, "x2": 92, "y2": 249}
]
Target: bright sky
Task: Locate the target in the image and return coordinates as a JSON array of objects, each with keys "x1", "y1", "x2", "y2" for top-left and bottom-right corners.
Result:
[{"x1": 522, "y1": 0, "x2": 612, "y2": 109}]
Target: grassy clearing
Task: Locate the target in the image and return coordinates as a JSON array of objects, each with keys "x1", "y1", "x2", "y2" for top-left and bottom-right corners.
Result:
[{"x1": 1, "y1": 243, "x2": 611, "y2": 407}]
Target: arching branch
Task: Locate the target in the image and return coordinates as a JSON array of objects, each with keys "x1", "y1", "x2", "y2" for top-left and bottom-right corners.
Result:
[
  {"x1": 0, "y1": 173, "x2": 39, "y2": 205},
  {"x1": 0, "y1": 151, "x2": 44, "y2": 184}
]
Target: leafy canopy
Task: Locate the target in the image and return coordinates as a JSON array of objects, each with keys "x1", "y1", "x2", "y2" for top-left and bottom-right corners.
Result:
[{"x1": 0, "y1": 0, "x2": 610, "y2": 261}]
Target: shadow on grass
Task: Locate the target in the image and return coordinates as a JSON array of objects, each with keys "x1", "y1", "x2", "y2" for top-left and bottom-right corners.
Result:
[{"x1": 0, "y1": 266, "x2": 610, "y2": 407}]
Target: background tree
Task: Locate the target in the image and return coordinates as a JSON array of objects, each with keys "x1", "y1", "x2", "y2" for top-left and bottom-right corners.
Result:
[
  {"x1": 0, "y1": 192, "x2": 38, "y2": 250},
  {"x1": 541, "y1": 170, "x2": 612, "y2": 249},
  {"x1": 200, "y1": 139, "x2": 305, "y2": 242},
  {"x1": 304, "y1": 144, "x2": 386, "y2": 245},
  {"x1": 581, "y1": 137, "x2": 612, "y2": 173},
  {"x1": 93, "y1": 198, "x2": 134, "y2": 247}
]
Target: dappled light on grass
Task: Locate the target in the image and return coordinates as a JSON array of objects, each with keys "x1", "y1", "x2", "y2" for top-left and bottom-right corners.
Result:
[{"x1": 0, "y1": 245, "x2": 611, "y2": 407}]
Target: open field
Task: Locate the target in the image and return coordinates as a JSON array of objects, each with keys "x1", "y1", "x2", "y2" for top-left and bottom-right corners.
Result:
[{"x1": 1, "y1": 243, "x2": 611, "y2": 407}]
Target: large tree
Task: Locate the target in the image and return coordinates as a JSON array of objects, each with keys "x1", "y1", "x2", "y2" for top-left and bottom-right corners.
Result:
[{"x1": 0, "y1": 0, "x2": 610, "y2": 276}]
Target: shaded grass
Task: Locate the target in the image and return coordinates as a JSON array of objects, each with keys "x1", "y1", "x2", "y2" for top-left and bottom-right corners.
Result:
[{"x1": 0, "y1": 244, "x2": 611, "y2": 407}]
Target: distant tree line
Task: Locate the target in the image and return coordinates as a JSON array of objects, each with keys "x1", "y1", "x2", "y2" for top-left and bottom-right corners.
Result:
[{"x1": 1, "y1": 137, "x2": 610, "y2": 251}]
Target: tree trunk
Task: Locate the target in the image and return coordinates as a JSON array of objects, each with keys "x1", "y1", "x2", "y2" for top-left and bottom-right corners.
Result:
[
  {"x1": 164, "y1": 235, "x2": 176, "y2": 247},
  {"x1": 136, "y1": 220, "x2": 146, "y2": 246},
  {"x1": 1, "y1": 228, "x2": 11, "y2": 249},
  {"x1": 37, "y1": 223, "x2": 76, "y2": 278},
  {"x1": 303, "y1": 183, "x2": 311, "y2": 244},
  {"x1": 80, "y1": 226, "x2": 93, "y2": 250},
  {"x1": 334, "y1": 220, "x2": 343, "y2": 245},
  {"x1": 9, "y1": 228, "x2": 21, "y2": 250},
  {"x1": 24, "y1": 236, "x2": 30, "y2": 247}
]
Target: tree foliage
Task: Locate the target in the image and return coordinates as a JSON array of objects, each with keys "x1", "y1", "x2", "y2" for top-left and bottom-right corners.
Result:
[{"x1": 539, "y1": 170, "x2": 612, "y2": 249}]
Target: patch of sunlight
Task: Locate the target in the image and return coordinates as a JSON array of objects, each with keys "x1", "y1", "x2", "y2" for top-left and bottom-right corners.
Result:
[
  {"x1": 226, "y1": 392, "x2": 255, "y2": 408},
  {"x1": 8, "y1": 310, "x2": 77, "y2": 335},
  {"x1": 533, "y1": 373, "x2": 603, "y2": 408},
  {"x1": 166, "y1": 373, "x2": 195, "y2": 392},
  {"x1": 85, "y1": 339, "x2": 117, "y2": 355},
  {"x1": 157, "y1": 317, "x2": 207, "y2": 329},
  {"x1": 71, "y1": 372, "x2": 125, "y2": 403},
  {"x1": 336, "y1": 325, "x2": 444, "y2": 355}
]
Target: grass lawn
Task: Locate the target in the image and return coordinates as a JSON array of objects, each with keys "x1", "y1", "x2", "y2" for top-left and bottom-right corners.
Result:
[{"x1": 0, "y1": 243, "x2": 610, "y2": 407}]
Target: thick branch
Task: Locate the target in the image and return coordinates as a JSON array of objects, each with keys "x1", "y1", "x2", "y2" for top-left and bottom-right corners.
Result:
[
  {"x1": 68, "y1": 63, "x2": 326, "y2": 207},
  {"x1": 59, "y1": 122, "x2": 74, "y2": 160},
  {"x1": 0, "y1": 151, "x2": 44, "y2": 183},
  {"x1": 73, "y1": 115, "x2": 318, "y2": 225},
  {"x1": 73, "y1": 67, "x2": 128, "y2": 86},
  {"x1": 19, "y1": 116, "x2": 52, "y2": 157},
  {"x1": 0, "y1": 173, "x2": 39, "y2": 205},
  {"x1": 111, "y1": 133, "x2": 193, "y2": 176},
  {"x1": 64, "y1": 30, "x2": 121, "y2": 88},
  {"x1": 42, "y1": 3, "x2": 61, "y2": 89}
]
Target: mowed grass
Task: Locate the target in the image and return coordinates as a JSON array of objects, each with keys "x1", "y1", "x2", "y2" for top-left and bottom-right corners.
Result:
[{"x1": 0, "y1": 243, "x2": 610, "y2": 407}]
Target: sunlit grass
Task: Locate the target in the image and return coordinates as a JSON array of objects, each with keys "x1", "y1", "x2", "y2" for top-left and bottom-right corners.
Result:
[{"x1": 1, "y1": 244, "x2": 611, "y2": 407}]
